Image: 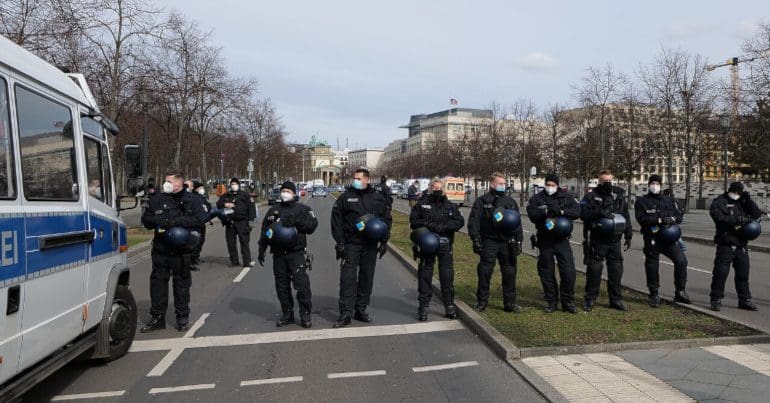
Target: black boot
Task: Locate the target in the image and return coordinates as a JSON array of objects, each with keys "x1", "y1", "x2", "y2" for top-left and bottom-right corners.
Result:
[
  {"x1": 140, "y1": 315, "x2": 165, "y2": 333},
  {"x1": 504, "y1": 303, "x2": 521, "y2": 313},
  {"x1": 710, "y1": 299, "x2": 722, "y2": 311},
  {"x1": 300, "y1": 311, "x2": 312, "y2": 328},
  {"x1": 354, "y1": 311, "x2": 372, "y2": 323},
  {"x1": 674, "y1": 290, "x2": 691, "y2": 304},
  {"x1": 176, "y1": 316, "x2": 190, "y2": 332},
  {"x1": 583, "y1": 299, "x2": 595, "y2": 312},
  {"x1": 544, "y1": 302, "x2": 557, "y2": 314},
  {"x1": 475, "y1": 301, "x2": 487, "y2": 313},
  {"x1": 333, "y1": 314, "x2": 352, "y2": 328},
  {"x1": 648, "y1": 292, "x2": 661, "y2": 308},
  {"x1": 276, "y1": 312, "x2": 295, "y2": 327},
  {"x1": 562, "y1": 302, "x2": 578, "y2": 314},
  {"x1": 609, "y1": 300, "x2": 627, "y2": 311},
  {"x1": 444, "y1": 304, "x2": 458, "y2": 319},
  {"x1": 418, "y1": 305, "x2": 428, "y2": 322},
  {"x1": 739, "y1": 299, "x2": 758, "y2": 311}
]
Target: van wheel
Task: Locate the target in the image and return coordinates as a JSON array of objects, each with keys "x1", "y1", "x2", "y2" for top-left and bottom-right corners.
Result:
[{"x1": 106, "y1": 285, "x2": 137, "y2": 361}]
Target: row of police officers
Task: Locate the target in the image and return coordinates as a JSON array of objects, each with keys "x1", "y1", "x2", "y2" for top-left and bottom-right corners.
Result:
[{"x1": 138, "y1": 167, "x2": 763, "y2": 333}]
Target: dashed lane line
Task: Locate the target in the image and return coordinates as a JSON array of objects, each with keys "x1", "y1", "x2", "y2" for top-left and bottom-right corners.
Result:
[
  {"x1": 327, "y1": 370, "x2": 387, "y2": 379},
  {"x1": 184, "y1": 312, "x2": 210, "y2": 338},
  {"x1": 233, "y1": 266, "x2": 251, "y2": 282},
  {"x1": 659, "y1": 260, "x2": 711, "y2": 274},
  {"x1": 50, "y1": 391, "x2": 126, "y2": 401},
  {"x1": 412, "y1": 361, "x2": 479, "y2": 373},
  {"x1": 704, "y1": 345, "x2": 770, "y2": 376},
  {"x1": 148, "y1": 383, "x2": 216, "y2": 394},
  {"x1": 240, "y1": 376, "x2": 304, "y2": 386},
  {"x1": 130, "y1": 320, "x2": 466, "y2": 353}
]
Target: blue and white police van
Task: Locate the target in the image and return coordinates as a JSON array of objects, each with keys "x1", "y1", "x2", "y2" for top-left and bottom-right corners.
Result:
[{"x1": 0, "y1": 35, "x2": 142, "y2": 399}]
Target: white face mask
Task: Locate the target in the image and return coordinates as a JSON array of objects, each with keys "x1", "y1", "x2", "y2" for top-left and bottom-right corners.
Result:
[
  {"x1": 197, "y1": 188, "x2": 205, "y2": 195},
  {"x1": 649, "y1": 184, "x2": 661, "y2": 194},
  {"x1": 230, "y1": 184, "x2": 239, "y2": 192},
  {"x1": 728, "y1": 192, "x2": 740, "y2": 201},
  {"x1": 280, "y1": 191, "x2": 294, "y2": 202},
  {"x1": 544, "y1": 186, "x2": 557, "y2": 196},
  {"x1": 162, "y1": 181, "x2": 174, "y2": 193}
]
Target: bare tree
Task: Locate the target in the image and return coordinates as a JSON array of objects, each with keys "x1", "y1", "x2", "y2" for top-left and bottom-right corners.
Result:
[{"x1": 574, "y1": 64, "x2": 625, "y2": 169}]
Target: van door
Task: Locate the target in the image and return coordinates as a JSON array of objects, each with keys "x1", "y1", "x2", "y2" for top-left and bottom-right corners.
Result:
[
  {"x1": 81, "y1": 116, "x2": 120, "y2": 330},
  {"x1": 0, "y1": 75, "x2": 25, "y2": 384},
  {"x1": 14, "y1": 84, "x2": 88, "y2": 372}
]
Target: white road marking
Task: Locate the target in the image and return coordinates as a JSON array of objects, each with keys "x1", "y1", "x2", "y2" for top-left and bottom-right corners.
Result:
[
  {"x1": 147, "y1": 313, "x2": 210, "y2": 377},
  {"x1": 130, "y1": 321, "x2": 465, "y2": 353},
  {"x1": 412, "y1": 361, "x2": 479, "y2": 372},
  {"x1": 523, "y1": 353, "x2": 694, "y2": 402},
  {"x1": 240, "y1": 376, "x2": 304, "y2": 386},
  {"x1": 51, "y1": 391, "x2": 125, "y2": 401},
  {"x1": 704, "y1": 345, "x2": 770, "y2": 376},
  {"x1": 327, "y1": 370, "x2": 387, "y2": 379},
  {"x1": 184, "y1": 312, "x2": 210, "y2": 338},
  {"x1": 148, "y1": 383, "x2": 216, "y2": 394},
  {"x1": 147, "y1": 347, "x2": 184, "y2": 377},
  {"x1": 233, "y1": 266, "x2": 251, "y2": 282}
]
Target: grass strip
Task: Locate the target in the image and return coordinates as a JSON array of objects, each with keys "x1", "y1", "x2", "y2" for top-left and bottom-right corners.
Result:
[{"x1": 389, "y1": 211, "x2": 758, "y2": 348}]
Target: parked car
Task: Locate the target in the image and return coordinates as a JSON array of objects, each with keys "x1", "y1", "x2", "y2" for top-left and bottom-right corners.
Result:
[
  {"x1": 312, "y1": 187, "x2": 328, "y2": 198},
  {"x1": 390, "y1": 183, "x2": 403, "y2": 196},
  {"x1": 329, "y1": 184, "x2": 344, "y2": 192},
  {"x1": 398, "y1": 187, "x2": 409, "y2": 199},
  {"x1": 267, "y1": 187, "x2": 281, "y2": 204}
]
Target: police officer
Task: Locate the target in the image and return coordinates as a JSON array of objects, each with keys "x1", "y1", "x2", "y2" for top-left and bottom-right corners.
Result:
[
  {"x1": 186, "y1": 180, "x2": 210, "y2": 271},
  {"x1": 258, "y1": 181, "x2": 318, "y2": 328},
  {"x1": 331, "y1": 168, "x2": 392, "y2": 328},
  {"x1": 410, "y1": 177, "x2": 465, "y2": 321},
  {"x1": 709, "y1": 182, "x2": 763, "y2": 311},
  {"x1": 580, "y1": 170, "x2": 632, "y2": 312},
  {"x1": 634, "y1": 174, "x2": 690, "y2": 307},
  {"x1": 526, "y1": 173, "x2": 581, "y2": 314},
  {"x1": 408, "y1": 180, "x2": 421, "y2": 208},
  {"x1": 217, "y1": 178, "x2": 257, "y2": 268},
  {"x1": 140, "y1": 172, "x2": 207, "y2": 332},
  {"x1": 468, "y1": 172, "x2": 524, "y2": 313},
  {"x1": 379, "y1": 175, "x2": 393, "y2": 209}
]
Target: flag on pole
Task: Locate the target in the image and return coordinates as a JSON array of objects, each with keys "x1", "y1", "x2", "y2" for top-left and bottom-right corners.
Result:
[{"x1": 450, "y1": 98, "x2": 458, "y2": 105}]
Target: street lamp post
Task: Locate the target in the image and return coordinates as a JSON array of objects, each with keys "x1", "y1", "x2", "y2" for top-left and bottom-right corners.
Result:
[{"x1": 720, "y1": 113, "x2": 730, "y2": 193}]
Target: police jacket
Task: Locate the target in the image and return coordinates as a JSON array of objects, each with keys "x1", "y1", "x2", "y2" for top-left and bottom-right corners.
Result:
[
  {"x1": 141, "y1": 190, "x2": 207, "y2": 253},
  {"x1": 580, "y1": 185, "x2": 632, "y2": 242},
  {"x1": 331, "y1": 185, "x2": 392, "y2": 245},
  {"x1": 710, "y1": 193, "x2": 762, "y2": 247},
  {"x1": 409, "y1": 193, "x2": 465, "y2": 243},
  {"x1": 634, "y1": 192, "x2": 683, "y2": 237},
  {"x1": 190, "y1": 191, "x2": 211, "y2": 230},
  {"x1": 468, "y1": 191, "x2": 523, "y2": 242},
  {"x1": 216, "y1": 190, "x2": 256, "y2": 222},
  {"x1": 258, "y1": 200, "x2": 318, "y2": 253},
  {"x1": 526, "y1": 189, "x2": 581, "y2": 236},
  {"x1": 407, "y1": 185, "x2": 419, "y2": 200}
]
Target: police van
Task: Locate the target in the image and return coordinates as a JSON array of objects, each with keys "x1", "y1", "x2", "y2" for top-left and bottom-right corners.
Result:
[{"x1": 0, "y1": 35, "x2": 142, "y2": 399}]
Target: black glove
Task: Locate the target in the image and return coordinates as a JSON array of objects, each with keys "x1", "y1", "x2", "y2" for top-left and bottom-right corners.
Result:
[
  {"x1": 154, "y1": 216, "x2": 170, "y2": 229},
  {"x1": 623, "y1": 237, "x2": 632, "y2": 251},
  {"x1": 378, "y1": 242, "x2": 388, "y2": 259},
  {"x1": 600, "y1": 208, "x2": 614, "y2": 219},
  {"x1": 738, "y1": 216, "x2": 752, "y2": 225},
  {"x1": 258, "y1": 247, "x2": 266, "y2": 267},
  {"x1": 412, "y1": 244, "x2": 419, "y2": 261},
  {"x1": 281, "y1": 217, "x2": 295, "y2": 227},
  {"x1": 428, "y1": 222, "x2": 446, "y2": 233},
  {"x1": 335, "y1": 244, "x2": 345, "y2": 260},
  {"x1": 662, "y1": 216, "x2": 676, "y2": 226},
  {"x1": 472, "y1": 238, "x2": 483, "y2": 255}
]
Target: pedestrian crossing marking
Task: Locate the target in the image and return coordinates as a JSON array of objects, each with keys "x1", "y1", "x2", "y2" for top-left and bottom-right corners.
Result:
[{"x1": 704, "y1": 345, "x2": 770, "y2": 376}]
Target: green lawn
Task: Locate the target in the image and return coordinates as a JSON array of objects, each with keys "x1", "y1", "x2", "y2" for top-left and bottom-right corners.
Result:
[
  {"x1": 127, "y1": 228, "x2": 153, "y2": 248},
  {"x1": 389, "y1": 211, "x2": 759, "y2": 348}
]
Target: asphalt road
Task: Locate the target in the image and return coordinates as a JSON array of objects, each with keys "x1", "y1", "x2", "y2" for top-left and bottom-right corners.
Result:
[
  {"x1": 392, "y1": 197, "x2": 770, "y2": 333},
  {"x1": 23, "y1": 197, "x2": 544, "y2": 402}
]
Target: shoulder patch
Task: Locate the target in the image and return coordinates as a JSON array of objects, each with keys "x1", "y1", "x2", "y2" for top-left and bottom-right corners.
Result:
[{"x1": 347, "y1": 198, "x2": 359, "y2": 202}]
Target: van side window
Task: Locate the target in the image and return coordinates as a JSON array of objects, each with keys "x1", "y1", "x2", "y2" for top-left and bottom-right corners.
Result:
[
  {"x1": 15, "y1": 85, "x2": 78, "y2": 201},
  {"x1": 101, "y1": 143, "x2": 113, "y2": 206},
  {"x1": 84, "y1": 138, "x2": 104, "y2": 202},
  {"x1": 80, "y1": 116, "x2": 105, "y2": 139},
  {"x1": 0, "y1": 78, "x2": 16, "y2": 199}
]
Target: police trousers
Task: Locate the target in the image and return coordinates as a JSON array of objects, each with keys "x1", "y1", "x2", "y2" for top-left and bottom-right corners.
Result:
[
  {"x1": 150, "y1": 250, "x2": 192, "y2": 318},
  {"x1": 537, "y1": 237, "x2": 576, "y2": 305},
  {"x1": 585, "y1": 239, "x2": 624, "y2": 302},
  {"x1": 418, "y1": 240, "x2": 455, "y2": 307},
  {"x1": 338, "y1": 242, "x2": 379, "y2": 315},
  {"x1": 643, "y1": 236, "x2": 688, "y2": 292},
  {"x1": 476, "y1": 238, "x2": 518, "y2": 305},
  {"x1": 273, "y1": 250, "x2": 311, "y2": 314},
  {"x1": 226, "y1": 220, "x2": 251, "y2": 265},
  {"x1": 710, "y1": 244, "x2": 751, "y2": 301}
]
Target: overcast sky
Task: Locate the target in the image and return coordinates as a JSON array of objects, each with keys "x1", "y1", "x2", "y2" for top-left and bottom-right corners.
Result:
[{"x1": 163, "y1": 0, "x2": 764, "y2": 149}]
